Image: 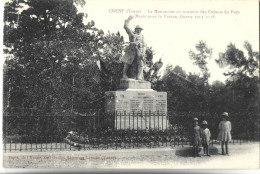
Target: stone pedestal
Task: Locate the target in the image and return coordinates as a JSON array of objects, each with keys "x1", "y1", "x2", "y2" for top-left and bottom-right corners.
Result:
[
  {"x1": 105, "y1": 78, "x2": 168, "y2": 130},
  {"x1": 105, "y1": 91, "x2": 167, "y2": 114}
]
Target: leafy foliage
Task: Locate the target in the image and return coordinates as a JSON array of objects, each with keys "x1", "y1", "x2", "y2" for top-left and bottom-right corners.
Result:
[
  {"x1": 4, "y1": 0, "x2": 105, "y2": 113},
  {"x1": 216, "y1": 42, "x2": 259, "y2": 78},
  {"x1": 189, "y1": 41, "x2": 212, "y2": 83},
  {"x1": 215, "y1": 41, "x2": 259, "y2": 111},
  {"x1": 161, "y1": 65, "x2": 208, "y2": 112}
]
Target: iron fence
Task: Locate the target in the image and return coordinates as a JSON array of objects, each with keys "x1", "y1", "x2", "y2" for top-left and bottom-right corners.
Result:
[{"x1": 2, "y1": 110, "x2": 258, "y2": 152}]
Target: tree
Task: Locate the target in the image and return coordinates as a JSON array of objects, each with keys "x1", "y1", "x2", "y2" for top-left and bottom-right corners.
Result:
[
  {"x1": 216, "y1": 42, "x2": 258, "y2": 79},
  {"x1": 4, "y1": 0, "x2": 104, "y2": 113},
  {"x1": 97, "y1": 31, "x2": 124, "y2": 91},
  {"x1": 215, "y1": 41, "x2": 259, "y2": 111},
  {"x1": 3, "y1": 0, "x2": 110, "y2": 136},
  {"x1": 209, "y1": 80, "x2": 229, "y2": 112},
  {"x1": 173, "y1": 65, "x2": 187, "y2": 78},
  {"x1": 161, "y1": 65, "x2": 207, "y2": 112},
  {"x1": 189, "y1": 41, "x2": 212, "y2": 84},
  {"x1": 189, "y1": 41, "x2": 213, "y2": 112}
]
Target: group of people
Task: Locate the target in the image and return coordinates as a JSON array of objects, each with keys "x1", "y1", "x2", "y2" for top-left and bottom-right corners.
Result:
[{"x1": 192, "y1": 112, "x2": 232, "y2": 157}]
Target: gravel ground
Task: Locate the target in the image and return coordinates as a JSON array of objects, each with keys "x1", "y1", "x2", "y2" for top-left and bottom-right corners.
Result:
[{"x1": 2, "y1": 142, "x2": 259, "y2": 169}]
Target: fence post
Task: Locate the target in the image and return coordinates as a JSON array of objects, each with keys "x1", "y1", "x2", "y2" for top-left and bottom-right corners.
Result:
[
  {"x1": 132, "y1": 111, "x2": 135, "y2": 149},
  {"x1": 36, "y1": 137, "x2": 37, "y2": 151},
  {"x1": 41, "y1": 136, "x2": 43, "y2": 152},
  {"x1": 14, "y1": 138, "x2": 16, "y2": 151},
  {"x1": 25, "y1": 121, "x2": 27, "y2": 151},
  {"x1": 84, "y1": 117, "x2": 86, "y2": 150},
  {"x1": 60, "y1": 135, "x2": 62, "y2": 150},
  {"x1": 20, "y1": 138, "x2": 22, "y2": 151},
  {"x1": 98, "y1": 109, "x2": 100, "y2": 127},
  {"x1": 141, "y1": 111, "x2": 143, "y2": 148},
  {"x1": 154, "y1": 112, "x2": 155, "y2": 130},
  {"x1": 162, "y1": 113, "x2": 165, "y2": 146},
  {"x1": 137, "y1": 112, "x2": 139, "y2": 147},
  {"x1": 50, "y1": 136, "x2": 52, "y2": 150},
  {"x1": 174, "y1": 125, "x2": 176, "y2": 147},
  {"x1": 129, "y1": 112, "x2": 131, "y2": 130},
  {"x1": 149, "y1": 110, "x2": 151, "y2": 130},
  {"x1": 9, "y1": 138, "x2": 12, "y2": 152},
  {"x1": 46, "y1": 136, "x2": 48, "y2": 150},
  {"x1": 55, "y1": 135, "x2": 58, "y2": 149},
  {"x1": 124, "y1": 111, "x2": 126, "y2": 149},
  {"x1": 29, "y1": 136, "x2": 32, "y2": 151},
  {"x1": 128, "y1": 112, "x2": 131, "y2": 149},
  {"x1": 167, "y1": 113, "x2": 169, "y2": 147},
  {"x1": 120, "y1": 112, "x2": 122, "y2": 130},
  {"x1": 106, "y1": 115, "x2": 109, "y2": 149},
  {"x1": 157, "y1": 111, "x2": 159, "y2": 131},
  {"x1": 115, "y1": 111, "x2": 117, "y2": 150},
  {"x1": 145, "y1": 112, "x2": 147, "y2": 129},
  {"x1": 69, "y1": 134, "x2": 71, "y2": 150},
  {"x1": 133, "y1": 111, "x2": 135, "y2": 130},
  {"x1": 157, "y1": 112, "x2": 160, "y2": 147},
  {"x1": 162, "y1": 112, "x2": 164, "y2": 131},
  {"x1": 93, "y1": 114, "x2": 96, "y2": 135},
  {"x1": 3, "y1": 116, "x2": 6, "y2": 153},
  {"x1": 124, "y1": 111, "x2": 126, "y2": 130},
  {"x1": 141, "y1": 111, "x2": 143, "y2": 130}
]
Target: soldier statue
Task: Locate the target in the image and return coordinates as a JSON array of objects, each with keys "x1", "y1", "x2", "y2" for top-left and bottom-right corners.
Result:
[{"x1": 121, "y1": 15, "x2": 146, "y2": 80}]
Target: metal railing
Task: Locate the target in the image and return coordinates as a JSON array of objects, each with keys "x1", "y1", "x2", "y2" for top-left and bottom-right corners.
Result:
[{"x1": 2, "y1": 110, "x2": 258, "y2": 152}]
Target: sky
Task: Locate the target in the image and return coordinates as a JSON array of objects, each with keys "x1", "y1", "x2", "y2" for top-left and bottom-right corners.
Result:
[{"x1": 77, "y1": 0, "x2": 259, "y2": 84}]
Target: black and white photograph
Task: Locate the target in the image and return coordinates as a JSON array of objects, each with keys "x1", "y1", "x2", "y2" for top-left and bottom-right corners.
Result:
[{"x1": 1, "y1": 0, "x2": 259, "y2": 171}]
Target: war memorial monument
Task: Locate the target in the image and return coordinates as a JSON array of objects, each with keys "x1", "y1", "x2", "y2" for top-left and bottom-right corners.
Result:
[{"x1": 105, "y1": 16, "x2": 168, "y2": 130}]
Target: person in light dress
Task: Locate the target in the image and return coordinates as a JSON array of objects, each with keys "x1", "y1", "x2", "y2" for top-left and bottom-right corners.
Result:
[
  {"x1": 217, "y1": 112, "x2": 232, "y2": 155},
  {"x1": 201, "y1": 120, "x2": 211, "y2": 156}
]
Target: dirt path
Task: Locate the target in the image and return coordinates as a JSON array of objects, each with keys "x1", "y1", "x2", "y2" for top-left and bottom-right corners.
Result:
[{"x1": 2, "y1": 143, "x2": 259, "y2": 169}]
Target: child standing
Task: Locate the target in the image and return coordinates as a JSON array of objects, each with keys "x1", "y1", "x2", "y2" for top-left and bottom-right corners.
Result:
[
  {"x1": 201, "y1": 120, "x2": 211, "y2": 156},
  {"x1": 217, "y1": 112, "x2": 232, "y2": 155},
  {"x1": 192, "y1": 117, "x2": 202, "y2": 157}
]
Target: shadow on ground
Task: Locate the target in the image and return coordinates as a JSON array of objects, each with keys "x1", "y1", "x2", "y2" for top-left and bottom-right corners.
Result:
[{"x1": 175, "y1": 146, "x2": 219, "y2": 157}]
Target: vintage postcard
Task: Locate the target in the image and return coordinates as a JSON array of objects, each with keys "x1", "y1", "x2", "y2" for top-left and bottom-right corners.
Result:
[{"x1": 1, "y1": 0, "x2": 259, "y2": 171}]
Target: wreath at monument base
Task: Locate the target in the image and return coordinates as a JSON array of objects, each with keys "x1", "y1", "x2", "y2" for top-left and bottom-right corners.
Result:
[{"x1": 64, "y1": 131, "x2": 89, "y2": 147}]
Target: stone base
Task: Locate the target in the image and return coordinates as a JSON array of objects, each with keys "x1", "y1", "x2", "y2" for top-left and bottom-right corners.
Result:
[
  {"x1": 119, "y1": 78, "x2": 151, "y2": 90},
  {"x1": 105, "y1": 90, "x2": 168, "y2": 130},
  {"x1": 105, "y1": 91, "x2": 167, "y2": 113}
]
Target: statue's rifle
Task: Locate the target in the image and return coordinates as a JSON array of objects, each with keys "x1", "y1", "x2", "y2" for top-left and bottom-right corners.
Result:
[{"x1": 158, "y1": 42, "x2": 174, "y2": 61}]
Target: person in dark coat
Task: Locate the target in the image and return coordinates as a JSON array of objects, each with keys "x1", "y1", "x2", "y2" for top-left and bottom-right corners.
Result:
[{"x1": 192, "y1": 117, "x2": 202, "y2": 157}]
